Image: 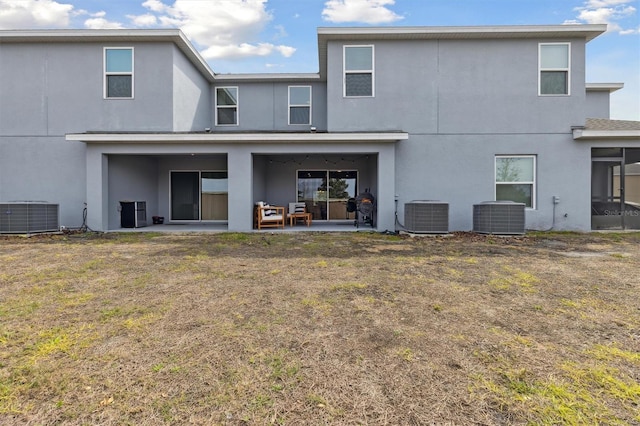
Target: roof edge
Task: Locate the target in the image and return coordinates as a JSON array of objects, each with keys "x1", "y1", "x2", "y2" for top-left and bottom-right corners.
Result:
[
  {"x1": 0, "y1": 28, "x2": 216, "y2": 83},
  {"x1": 586, "y1": 83, "x2": 624, "y2": 92},
  {"x1": 66, "y1": 131, "x2": 409, "y2": 144},
  {"x1": 317, "y1": 24, "x2": 607, "y2": 41}
]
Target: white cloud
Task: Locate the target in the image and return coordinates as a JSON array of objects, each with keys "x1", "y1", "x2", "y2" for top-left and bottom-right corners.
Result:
[
  {"x1": 142, "y1": 0, "x2": 169, "y2": 13},
  {"x1": 0, "y1": 0, "x2": 74, "y2": 29},
  {"x1": 202, "y1": 41, "x2": 295, "y2": 60},
  {"x1": 322, "y1": 0, "x2": 403, "y2": 24},
  {"x1": 128, "y1": 13, "x2": 157, "y2": 27},
  {"x1": 619, "y1": 26, "x2": 640, "y2": 34},
  {"x1": 84, "y1": 16, "x2": 125, "y2": 29},
  {"x1": 568, "y1": 0, "x2": 638, "y2": 34},
  {"x1": 126, "y1": 0, "x2": 296, "y2": 60},
  {"x1": 584, "y1": 0, "x2": 632, "y2": 7}
]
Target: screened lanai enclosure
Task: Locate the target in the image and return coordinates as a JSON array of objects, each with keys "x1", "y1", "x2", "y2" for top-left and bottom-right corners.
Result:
[{"x1": 591, "y1": 148, "x2": 640, "y2": 229}]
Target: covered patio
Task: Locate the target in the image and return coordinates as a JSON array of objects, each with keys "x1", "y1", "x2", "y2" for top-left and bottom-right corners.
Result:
[{"x1": 67, "y1": 131, "x2": 407, "y2": 232}]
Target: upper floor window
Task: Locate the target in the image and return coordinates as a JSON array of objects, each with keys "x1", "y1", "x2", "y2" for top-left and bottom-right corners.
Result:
[
  {"x1": 344, "y1": 45, "x2": 374, "y2": 97},
  {"x1": 215, "y1": 87, "x2": 238, "y2": 126},
  {"x1": 289, "y1": 86, "x2": 311, "y2": 125},
  {"x1": 104, "y1": 47, "x2": 133, "y2": 98},
  {"x1": 495, "y1": 155, "x2": 536, "y2": 209},
  {"x1": 539, "y1": 43, "x2": 570, "y2": 96}
]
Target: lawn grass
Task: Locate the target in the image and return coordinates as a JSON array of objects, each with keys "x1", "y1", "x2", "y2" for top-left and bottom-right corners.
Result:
[{"x1": 0, "y1": 231, "x2": 638, "y2": 425}]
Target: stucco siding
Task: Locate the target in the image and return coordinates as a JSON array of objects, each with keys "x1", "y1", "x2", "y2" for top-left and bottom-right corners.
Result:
[
  {"x1": 172, "y1": 45, "x2": 211, "y2": 131},
  {"x1": 585, "y1": 91, "x2": 611, "y2": 119},
  {"x1": 0, "y1": 42, "x2": 175, "y2": 134},
  {"x1": 0, "y1": 136, "x2": 86, "y2": 228},
  {"x1": 395, "y1": 134, "x2": 592, "y2": 231},
  {"x1": 107, "y1": 155, "x2": 159, "y2": 229},
  {"x1": 326, "y1": 38, "x2": 588, "y2": 134},
  {"x1": 211, "y1": 82, "x2": 327, "y2": 132}
]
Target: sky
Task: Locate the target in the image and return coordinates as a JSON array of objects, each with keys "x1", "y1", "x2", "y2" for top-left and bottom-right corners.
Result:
[{"x1": 1, "y1": 0, "x2": 638, "y2": 120}]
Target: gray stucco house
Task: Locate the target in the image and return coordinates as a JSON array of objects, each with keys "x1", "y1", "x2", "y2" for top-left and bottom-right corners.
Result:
[{"x1": 1, "y1": 24, "x2": 639, "y2": 233}]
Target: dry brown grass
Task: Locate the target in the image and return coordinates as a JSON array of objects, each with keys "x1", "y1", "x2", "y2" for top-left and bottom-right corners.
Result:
[{"x1": 0, "y1": 231, "x2": 639, "y2": 425}]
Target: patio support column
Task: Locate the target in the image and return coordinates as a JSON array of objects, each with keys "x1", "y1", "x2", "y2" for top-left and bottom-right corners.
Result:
[
  {"x1": 227, "y1": 148, "x2": 253, "y2": 232},
  {"x1": 85, "y1": 147, "x2": 109, "y2": 231},
  {"x1": 376, "y1": 145, "x2": 396, "y2": 232}
]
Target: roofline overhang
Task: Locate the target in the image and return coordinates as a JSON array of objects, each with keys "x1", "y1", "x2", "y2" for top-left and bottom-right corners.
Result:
[
  {"x1": 573, "y1": 129, "x2": 640, "y2": 140},
  {"x1": 212, "y1": 73, "x2": 321, "y2": 83},
  {"x1": 66, "y1": 132, "x2": 409, "y2": 144},
  {"x1": 317, "y1": 24, "x2": 607, "y2": 40},
  {"x1": 0, "y1": 28, "x2": 217, "y2": 83},
  {"x1": 317, "y1": 24, "x2": 606, "y2": 78},
  {"x1": 586, "y1": 83, "x2": 624, "y2": 92}
]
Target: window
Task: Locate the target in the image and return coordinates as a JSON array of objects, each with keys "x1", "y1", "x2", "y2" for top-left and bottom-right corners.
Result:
[
  {"x1": 539, "y1": 43, "x2": 570, "y2": 95},
  {"x1": 297, "y1": 170, "x2": 358, "y2": 220},
  {"x1": 216, "y1": 87, "x2": 238, "y2": 125},
  {"x1": 104, "y1": 47, "x2": 133, "y2": 98},
  {"x1": 495, "y1": 156, "x2": 536, "y2": 208},
  {"x1": 170, "y1": 171, "x2": 228, "y2": 221},
  {"x1": 289, "y1": 86, "x2": 311, "y2": 125},
  {"x1": 344, "y1": 45, "x2": 374, "y2": 97}
]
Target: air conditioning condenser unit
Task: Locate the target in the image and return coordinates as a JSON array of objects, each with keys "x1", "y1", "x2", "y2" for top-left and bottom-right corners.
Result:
[
  {"x1": 404, "y1": 201, "x2": 449, "y2": 234},
  {"x1": 0, "y1": 202, "x2": 60, "y2": 234},
  {"x1": 473, "y1": 201, "x2": 525, "y2": 235}
]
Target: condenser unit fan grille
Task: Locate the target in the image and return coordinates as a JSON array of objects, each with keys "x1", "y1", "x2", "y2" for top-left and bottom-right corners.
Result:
[
  {"x1": 404, "y1": 201, "x2": 449, "y2": 234},
  {"x1": 0, "y1": 203, "x2": 60, "y2": 234},
  {"x1": 473, "y1": 201, "x2": 525, "y2": 235}
]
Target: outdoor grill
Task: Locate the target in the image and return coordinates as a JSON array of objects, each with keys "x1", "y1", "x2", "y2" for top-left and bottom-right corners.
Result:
[{"x1": 348, "y1": 191, "x2": 375, "y2": 228}]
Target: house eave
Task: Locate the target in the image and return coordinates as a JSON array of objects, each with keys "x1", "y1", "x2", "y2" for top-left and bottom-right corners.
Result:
[
  {"x1": 213, "y1": 73, "x2": 321, "y2": 83},
  {"x1": 0, "y1": 28, "x2": 216, "y2": 83},
  {"x1": 586, "y1": 83, "x2": 624, "y2": 93},
  {"x1": 317, "y1": 24, "x2": 606, "y2": 79},
  {"x1": 573, "y1": 129, "x2": 640, "y2": 140},
  {"x1": 66, "y1": 132, "x2": 409, "y2": 144}
]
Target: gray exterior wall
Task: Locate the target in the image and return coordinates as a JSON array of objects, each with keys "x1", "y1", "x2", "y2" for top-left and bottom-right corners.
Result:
[
  {"x1": 0, "y1": 42, "x2": 176, "y2": 134},
  {"x1": 212, "y1": 82, "x2": 327, "y2": 132},
  {"x1": 585, "y1": 91, "x2": 612, "y2": 119},
  {"x1": 172, "y1": 45, "x2": 212, "y2": 131},
  {"x1": 327, "y1": 38, "x2": 588, "y2": 133},
  {"x1": 0, "y1": 39, "x2": 214, "y2": 228},
  {"x1": 1, "y1": 27, "x2": 633, "y2": 233},
  {"x1": 395, "y1": 134, "x2": 592, "y2": 231},
  {"x1": 324, "y1": 36, "x2": 600, "y2": 231}
]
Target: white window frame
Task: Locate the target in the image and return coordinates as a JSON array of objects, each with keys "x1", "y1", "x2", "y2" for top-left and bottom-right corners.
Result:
[
  {"x1": 104, "y1": 47, "x2": 134, "y2": 99},
  {"x1": 288, "y1": 85, "x2": 312, "y2": 125},
  {"x1": 538, "y1": 43, "x2": 570, "y2": 96},
  {"x1": 343, "y1": 45, "x2": 374, "y2": 98},
  {"x1": 215, "y1": 86, "x2": 239, "y2": 126},
  {"x1": 495, "y1": 155, "x2": 537, "y2": 209}
]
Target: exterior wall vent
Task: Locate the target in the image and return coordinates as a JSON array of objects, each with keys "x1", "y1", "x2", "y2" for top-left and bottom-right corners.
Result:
[
  {"x1": 404, "y1": 201, "x2": 449, "y2": 234},
  {"x1": 0, "y1": 202, "x2": 60, "y2": 234},
  {"x1": 473, "y1": 201, "x2": 525, "y2": 235}
]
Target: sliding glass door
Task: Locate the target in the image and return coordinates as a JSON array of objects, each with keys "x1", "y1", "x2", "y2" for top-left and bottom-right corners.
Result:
[
  {"x1": 171, "y1": 171, "x2": 228, "y2": 221},
  {"x1": 171, "y1": 171, "x2": 199, "y2": 220},
  {"x1": 201, "y1": 172, "x2": 228, "y2": 220},
  {"x1": 297, "y1": 170, "x2": 357, "y2": 220}
]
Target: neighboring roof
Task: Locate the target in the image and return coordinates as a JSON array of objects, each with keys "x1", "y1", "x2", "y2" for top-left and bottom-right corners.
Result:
[
  {"x1": 573, "y1": 118, "x2": 640, "y2": 140},
  {"x1": 0, "y1": 29, "x2": 216, "y2": 83},
  {"x1": 586, "y1": 83, "x2": 624, "y2": 93}
]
